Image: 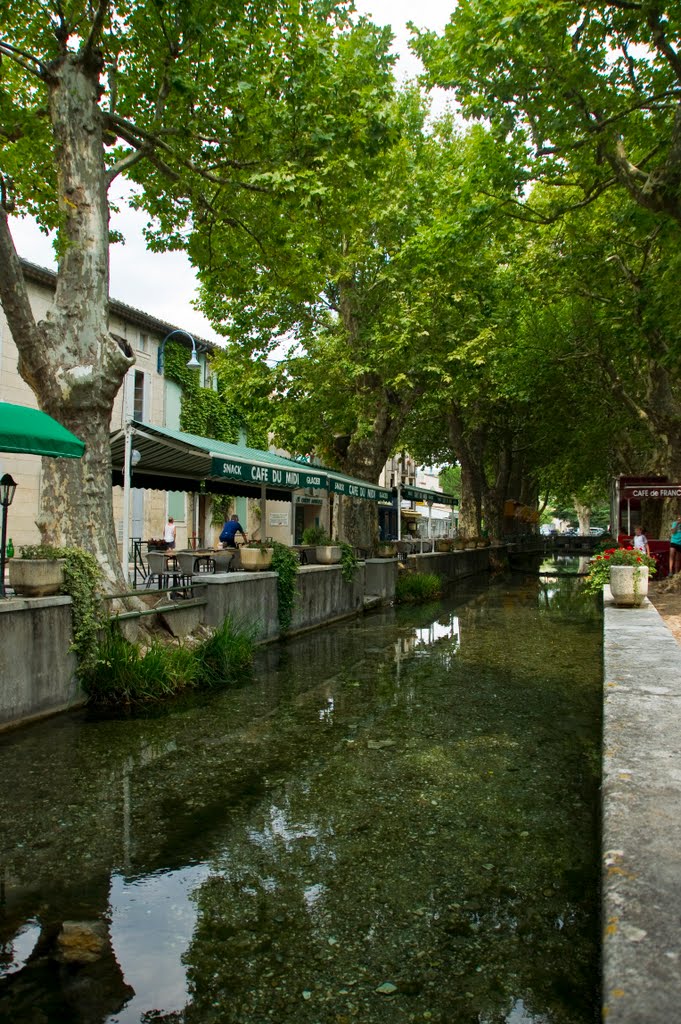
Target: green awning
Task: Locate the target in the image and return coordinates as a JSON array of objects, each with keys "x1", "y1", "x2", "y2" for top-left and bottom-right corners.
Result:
[
  {"x1": 0, "y1": 402, "x2": 85, "y2": 458},
  {"x1": 111, "y1": 421, "x2": 390, "y2": 502},
  {"x1": 400, "y1": 485, "x2": 459, "y2": 507}
]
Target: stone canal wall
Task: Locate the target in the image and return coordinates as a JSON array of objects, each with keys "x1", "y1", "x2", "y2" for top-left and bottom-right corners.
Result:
[
  {"x1": 0, "y1": 548, "x2": 494, "y2": 730},
  {"x1": 0, "y1": 595, "x2": 81, "y2": 729},
  {"x1": 602, "y1": 589, "x2": 681, "y2": 1023}
]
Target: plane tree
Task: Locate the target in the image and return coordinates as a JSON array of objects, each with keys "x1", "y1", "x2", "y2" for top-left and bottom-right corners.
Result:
[
  {"x1": 0, "y1": 0, "x2": 394, "y2": 585},
  {"x1": 413, "y1": 0, "x2": 681, "y2": 226},
  {"x1": 204, "y1": 98, "x2": 479, "y2": 546}
]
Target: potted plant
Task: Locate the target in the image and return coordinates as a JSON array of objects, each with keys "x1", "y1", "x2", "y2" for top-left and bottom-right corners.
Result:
[
  {"x1": 435, "y1": 538, "x2": 451, "y2": 552},
  {"x1": 451, "y1": 536, "x2": 465, "y2": 551},
  {"x1": 240, "y1": 539, "x2": 275, "y2": 572},
  {"x1": 9, "y1": 544, "x2": 66, "y2": 597},
  {"x1": 376, "y1": 541, "x2": 398, "y2": 557},
  {"x1": 583, "y1": 546, "x2": 657, "y2": 607}
]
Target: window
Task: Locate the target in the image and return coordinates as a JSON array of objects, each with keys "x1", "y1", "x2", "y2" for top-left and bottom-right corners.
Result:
[
  {"x1": 137, "y1": 332, "x2": 148, "y2": 353},
  {"x1": 133, "y1": 370, "x2": 145, "y2": 420}
]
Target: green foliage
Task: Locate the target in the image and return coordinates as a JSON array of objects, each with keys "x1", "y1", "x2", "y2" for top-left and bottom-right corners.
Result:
[
  {"x1": 60, "y1": 548, "x2": 106, "y2": 679},
  {"x1": 270, "y1": 541, "x2": 300, "y2": 632},
  {"x1": 301, "y1": 525, "x2": 330, "y2": 545},
  {"x1": 18, "y1": 545, "x2": 104, "y2": 678},
  {"x1": 395, "y1": 572, "x2": 443, "y2": 604},
  {"x1": 339, "y1": 541, "x2": 359, "y2": 584},
  {"x1": 194, "y1": 617, "x2": 257, "y2": 686},
  {"x1": 164, "y1": 342, "x2": 243, "y2": 443},
  {"x1": 211, "y1": 495, "x2": 234, "y2": 526},
  {"x1": 583, "y1": 547, "x2": 656, "y2": 596},
  {"x1": 83, "y1": 617, "x2": 255, "y2": 705},
  {"x1": 19, "y1": 544, "x2": 63, "y2": 559}
]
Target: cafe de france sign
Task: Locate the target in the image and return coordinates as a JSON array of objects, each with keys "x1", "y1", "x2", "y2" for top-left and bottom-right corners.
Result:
[{"x1": 621, "y1": 484, "x2": 681, "y2": 499}]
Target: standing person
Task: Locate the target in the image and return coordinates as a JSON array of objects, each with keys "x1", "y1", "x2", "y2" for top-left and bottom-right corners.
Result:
[
  {"x1": 670, "y1": 516, "x2": 681, "y2": 575},
  {"x1": 219, "y1": 513, "x2": 248, "y2": 549},
  {"x1": 633, "y1": 525, "x2": 650, "y2": 557},
  {"x1": 163, "y1": 516, "x2": 176, "y2": 550}
]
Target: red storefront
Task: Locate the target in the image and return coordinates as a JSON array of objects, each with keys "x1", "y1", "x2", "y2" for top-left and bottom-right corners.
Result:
[{"x1": 611, "y1": 476, "x2": 681, "y2": 578}]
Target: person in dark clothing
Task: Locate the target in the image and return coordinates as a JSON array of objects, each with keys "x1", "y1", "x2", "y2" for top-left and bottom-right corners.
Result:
[{"x1": 219, "y1": 514, "x2": 248, "y2": 548}]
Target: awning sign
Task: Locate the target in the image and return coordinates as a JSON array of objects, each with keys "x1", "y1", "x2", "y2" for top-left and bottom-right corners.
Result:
[
  {"x1": 211, "y1": 457, "x2": 325, "y2": 490},
  {"x1": 329, "y1": 478, "x2": 391, "y2": 501},
  {"x1": 401, "y1": 485, "x2": 459, "y2": 506},
  {"x1": 621, "y1": 484, "x2": 681, "y2": 499}
]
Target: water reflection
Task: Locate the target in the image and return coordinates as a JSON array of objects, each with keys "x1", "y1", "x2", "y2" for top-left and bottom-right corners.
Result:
[{"x1": 0, "y1": 575, "x2": 601, "y2": 1023}]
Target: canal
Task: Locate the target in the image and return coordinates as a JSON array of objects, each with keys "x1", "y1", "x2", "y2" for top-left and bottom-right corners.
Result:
[{"x1": 0, "y1": 565, "x2": 602, "y2": 1023}]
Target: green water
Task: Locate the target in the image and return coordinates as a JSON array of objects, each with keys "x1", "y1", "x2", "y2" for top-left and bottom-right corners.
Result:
[{"x1": 0, "y1": 569, "x2": 602, "y2": 1023}]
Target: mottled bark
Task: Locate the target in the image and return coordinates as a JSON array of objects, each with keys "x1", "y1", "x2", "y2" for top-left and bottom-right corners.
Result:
[
  {"x1": 0, "y1": 52, "x2": 134, "y2": 588},
  {"x1": 447, "y1": 409, "x2": 483, "y2": 538},
  {"x1": 573, "y1": 496, "x2": 591, "y2": 535}
]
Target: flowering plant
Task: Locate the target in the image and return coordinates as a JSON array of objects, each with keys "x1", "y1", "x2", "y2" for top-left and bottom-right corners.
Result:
[{"x1": 583, "y1": 546, "x2": 656, "y2": 595}]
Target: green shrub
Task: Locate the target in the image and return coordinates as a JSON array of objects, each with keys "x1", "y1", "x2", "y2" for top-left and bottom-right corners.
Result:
[
  {"x1": 395, "y1": 572, "x2": 443, "y2": 604},
  {"x1": 301, "y1": 525, "x2": 330, "y2": 545},
  {"x1": 83, "y1": 617, "x2": 255, "y2": 705}
]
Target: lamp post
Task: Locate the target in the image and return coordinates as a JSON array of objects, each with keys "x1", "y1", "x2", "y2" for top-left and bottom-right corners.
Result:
[
  {"x1": 426, "y1": 495, "x2": 434, "y2": 540},
  {"x1": 0, "y1": 473, "x2": 17, "y2": 598},
  {"x1": 157, "y1": 329, "x2": 202, "y2": 375}
]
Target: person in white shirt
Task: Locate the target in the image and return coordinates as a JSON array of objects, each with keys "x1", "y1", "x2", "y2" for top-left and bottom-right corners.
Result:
[
  {"x1": 163, "y1": 516, "x2": 177, "y2": 550},
  {"x1": 633, "y1": 525, "x2": 649, "y2": 557}
]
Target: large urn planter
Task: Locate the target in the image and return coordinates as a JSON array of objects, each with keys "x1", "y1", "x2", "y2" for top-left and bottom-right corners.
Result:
[
  {"x1": 435, "y1": 539, "x2": 451, "y2": 553},
  {"x1": 240, "y1": 547, "x2": 274, "y2": 572},
  {"x1": 610, "y1": 565, "x2": 649, "y2": 607},
  {"x1": 376, "y1": 543, "x2": 397, "y2": 558},
  {"x1": 9, "y1": 557, "x2": 65, "y2": 597},
  {"x1": 315, "y1": 544, "x2": 342, "y2": 565}
]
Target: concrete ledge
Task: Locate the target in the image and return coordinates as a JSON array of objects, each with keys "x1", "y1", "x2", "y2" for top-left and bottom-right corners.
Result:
[
  {"x1": 0, "y1": 595, "x2": 81, "y2": 730},
  {"x1": 602, "y1": 588, "x2": 681, "y2": 1022}
]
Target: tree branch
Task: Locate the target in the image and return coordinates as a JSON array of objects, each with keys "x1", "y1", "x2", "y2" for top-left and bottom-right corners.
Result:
[
  {"x1": 0, "y1": 39, "x2": 46, "y2": 78},
  {"x1": 82, "y1": 0, "x2": 109, "y2": 62},
  {"x1": 0, "y1": 203, "x2": 43, "y2": 376}
]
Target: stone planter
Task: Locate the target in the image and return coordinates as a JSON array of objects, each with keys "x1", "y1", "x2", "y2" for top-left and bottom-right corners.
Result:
[
  {"x1": 376, "y1": 543, "x2": 397, "y2": 558},
  {"x1": 610, "y1": 565, "x2": 649, "y2": 607},
  {"x1": 434, "y1": 539, "x2": 450, "y2": 552},
  {"x1": 9, "y1": 558, "x2": 65, "y2": 597},
  {"x1": 240, "y1": 547, "x2": 274, "y2": 572},
  {"x1": 315, "y1": 544, "x2": 342, "y2": 565},
  {"x1": 451, "y1": 539, "x2": 465, "y2": 551}
]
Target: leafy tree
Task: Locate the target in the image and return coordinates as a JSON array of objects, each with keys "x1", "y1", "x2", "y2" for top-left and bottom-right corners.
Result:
[
  {"x1": 0, "y1": 0, "x2": 394, "y2": 584},
  {"x1": 413, "y1": 0, "x2": 681, "y2": 226},
  {"x1": 206, "y1": 91, "x2": 467, "y2": 545}
]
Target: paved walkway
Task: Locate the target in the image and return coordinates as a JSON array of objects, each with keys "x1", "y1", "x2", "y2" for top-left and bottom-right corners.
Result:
[{"x1": 602, "y1": 589, "x2": 681, "y2": 1022}]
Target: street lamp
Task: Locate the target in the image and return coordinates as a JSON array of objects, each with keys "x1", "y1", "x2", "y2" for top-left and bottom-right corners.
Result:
[
  {"x1": 426, "y1": 494, "x2": 434, "y2": 540},
  {"x1": 0, "y1": 473, "x2": 17, "y2": 598},
  {"x1": 157, "y1": 329, "x2": 202, "y2": 375}
]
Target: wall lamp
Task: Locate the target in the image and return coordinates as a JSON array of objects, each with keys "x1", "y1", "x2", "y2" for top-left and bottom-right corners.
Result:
[
  {"x1": 157, "y1": 329, "x2": 202, "y2": 375},
  {"x1": 0, "y1": 473, "x2": 17, "y2": 599}
]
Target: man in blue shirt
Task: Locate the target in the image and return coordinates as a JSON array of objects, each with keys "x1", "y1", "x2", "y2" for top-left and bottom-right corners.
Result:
[{"x1": 220, "y1": 514, "x2": 248, "y2": 548}]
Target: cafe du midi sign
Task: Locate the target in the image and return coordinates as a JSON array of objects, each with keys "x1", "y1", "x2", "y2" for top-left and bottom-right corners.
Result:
[
  {"x1": 621, "y1": 483, "x2": 681, "y2": 499},
  {"x1": 210, "y1": 456, "x2": 391, "y2": 501},
  {"x1": 211, "y1": 456, "x2": 325, "y2": 491}
]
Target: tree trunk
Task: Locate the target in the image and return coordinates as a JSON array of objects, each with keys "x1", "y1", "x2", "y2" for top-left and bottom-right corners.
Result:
[
  {"x1": 573, "y1": 496, "x2": 591, "y2": 535},
  {"x1": 0, "y1": 53, "x2": 134, "y2": 589},
  {"x1": 447, "y1": 409, "x2": 483, "y2": 538}
]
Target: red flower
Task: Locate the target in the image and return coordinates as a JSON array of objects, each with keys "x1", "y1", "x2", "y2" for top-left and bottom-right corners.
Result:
[{"x1": 604, "y1": 554, "x2": 610, "y2": 559}]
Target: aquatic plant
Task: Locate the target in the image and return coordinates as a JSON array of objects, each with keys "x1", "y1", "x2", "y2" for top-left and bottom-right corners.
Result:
[
  {"x1": 82, "y1": 617, "x2": 255, "y2": 705},
  {"x1": 395, "y1": 571, "x2": 443, "y2": 604}
]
